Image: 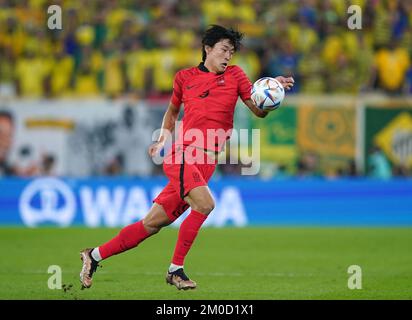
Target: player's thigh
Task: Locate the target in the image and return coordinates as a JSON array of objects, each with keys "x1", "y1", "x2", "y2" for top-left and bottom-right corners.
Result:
[
  {"x1": 153, "y1": 182, "x2": 190, "y2": 221},
  {"x1": 184, "y1": 185, "x2": 215, "y2": 215}
]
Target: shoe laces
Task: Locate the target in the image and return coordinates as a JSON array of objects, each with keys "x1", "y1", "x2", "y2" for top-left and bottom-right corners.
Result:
[
  {"x1": 171, "y1": 268, "x2": 189, "y2": 281},
  {"x1": 88, "y1": 255, "x2": 100, "y2": 277}
]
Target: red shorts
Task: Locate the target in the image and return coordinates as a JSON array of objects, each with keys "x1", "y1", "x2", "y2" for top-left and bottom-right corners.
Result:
[{"x1": 153, "y1": 144, "x2": 217, "y2": 221}]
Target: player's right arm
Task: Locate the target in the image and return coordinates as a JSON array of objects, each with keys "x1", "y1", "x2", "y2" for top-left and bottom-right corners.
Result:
[
  {"x1": 148, "y1": 102, "x2": 180, "y2": 157},
  {"x1": 243, "y1": 98, "x2": 269, "y2": 118},
  {"x1": 148, "y1": 71, "x2": 184, "y2": 157}
]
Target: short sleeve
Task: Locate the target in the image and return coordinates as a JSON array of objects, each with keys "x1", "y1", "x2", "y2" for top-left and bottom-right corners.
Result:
[
  {"x1": 171, "y1": 71, "x2": 183, "y2": 107},
  {"x1": 234, "y1": 66, "x2": 252, "y2": 102}
]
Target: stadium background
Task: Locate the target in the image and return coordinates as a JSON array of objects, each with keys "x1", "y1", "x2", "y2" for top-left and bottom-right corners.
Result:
[{"x1": 0, "y1": 0, "x2": 412, "y2": 300}]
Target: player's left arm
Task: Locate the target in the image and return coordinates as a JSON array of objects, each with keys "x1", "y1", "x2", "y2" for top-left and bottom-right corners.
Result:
[{"x1": 243, "y1": 76, "x2": 295, "y2": 118}]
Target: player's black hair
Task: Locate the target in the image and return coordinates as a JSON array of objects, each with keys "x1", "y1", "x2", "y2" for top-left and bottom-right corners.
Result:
[
  {"x1": 0, "y1": 110, "x2": 13, "y2": 123},
  {"x1": 201, "y1": 25, "x2": 243, "y2": 62}
]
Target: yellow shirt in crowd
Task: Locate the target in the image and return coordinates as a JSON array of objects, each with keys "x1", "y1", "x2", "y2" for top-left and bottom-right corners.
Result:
[
  {"x1": 375, "y1": 48, "x2": 410, "y2": 91},
  {"x1": 15, "y1": 57, "x2": 51, "y2": 97}
]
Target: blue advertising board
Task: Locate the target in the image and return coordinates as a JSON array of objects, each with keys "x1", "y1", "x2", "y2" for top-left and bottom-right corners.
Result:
[{"x1": 0, "y1": 177, "x2": 411, "y2": 227}]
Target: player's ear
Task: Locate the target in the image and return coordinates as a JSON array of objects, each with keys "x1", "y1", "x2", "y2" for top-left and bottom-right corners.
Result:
[{"x1": 205, "y1": 45, "x2": 212, "y2": 55}]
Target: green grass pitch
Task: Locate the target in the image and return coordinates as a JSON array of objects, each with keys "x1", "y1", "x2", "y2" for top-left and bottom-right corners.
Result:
[{"x1": 0, "y1": 227, "x2": 411, "y2": 300}]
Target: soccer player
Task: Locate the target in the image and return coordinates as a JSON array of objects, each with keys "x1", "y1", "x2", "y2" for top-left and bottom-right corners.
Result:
[{"x1": 79, "y1": 25, "x2": 294, "y2": 290}]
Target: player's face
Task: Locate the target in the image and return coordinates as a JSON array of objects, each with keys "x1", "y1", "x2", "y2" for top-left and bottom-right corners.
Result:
[
  {"x1": 0, "y1": 116, "x2": 13, "y2": 161},
  {"x1": 205, "y1": 39, "x2": 235, "y2": 74}
]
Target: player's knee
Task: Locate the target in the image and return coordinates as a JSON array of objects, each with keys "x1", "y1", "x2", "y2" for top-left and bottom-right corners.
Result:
[
  {"x1": 192, "y1": 200, "x2": 215, "y2": 215},
  {"x1": 142, "y1": 221, "x2": 161, "y2": 235},
  {"x1": 142, "y1": 218, "x2": 163, "y2": 235},
  {"x1": 142, "y1": 204, "x2": 172, "y2": 235}
]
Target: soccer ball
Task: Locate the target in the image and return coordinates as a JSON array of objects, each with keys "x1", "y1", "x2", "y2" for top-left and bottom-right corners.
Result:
[{"x1": 251, "y1": 77, "x2": 285, "y2": 111}]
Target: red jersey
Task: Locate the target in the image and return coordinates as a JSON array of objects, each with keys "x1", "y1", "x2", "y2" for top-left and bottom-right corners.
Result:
[{"x1": 171, "y1": 63, "x2": 252, "y2": 152}]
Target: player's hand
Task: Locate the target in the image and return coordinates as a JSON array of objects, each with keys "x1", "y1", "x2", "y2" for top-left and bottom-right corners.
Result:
[
  {"x1": 148, "y1": 141, "x2": 165, "y2": 158},
  {"x1": 275, "y1": 76, "x2": 295, "y2": 91}
]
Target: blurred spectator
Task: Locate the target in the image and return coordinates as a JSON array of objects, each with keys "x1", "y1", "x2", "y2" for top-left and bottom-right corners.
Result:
[
  {"x1": 392, "y1": 0, "x2": 410, "y2": 40},
  {"x1": 298, "y1": 44, "x2": 326, "y2": 93},
  {"x1": 406, "y1": 66, "x2": 412, "y2": 95},
  {"x1": 232, "y1": 46, "x2": 261, "y2": 82},
  {"x1": 15, "y1": 145, "x2": 39, "y2": 177},
  {"x1": 15, "y1": 48, "x2": 51, "y2": 97},
  {"x1": 0, "y1": 46, "x2": 16, "y2": 98},
  {"x1": 102, "y1": 41, "x2": 125, "y2": 98},
  {"x1": 0, "y1": 110, "x2": 16, "y2": 176},
  {"x1": 125, "y1": 39, "x2": 153, "y2": 97},
  {"x1": 104, "y1": 153, "x2": 124, "y2": 176},
  {"x1": 356, "y1": 34, "x2": 375, "y2": 92},
  {"x1": 372, "y1": 0, "x2": 393, "y2": 48},
  {"x1": 74, "y1": 59, "x2": 100, "y2": 96},
  {"x1": 392, "y1": 164, "x2": 409, "y2": 177},
  {"x1": 115, "y1": 106, "x2": 153, "y2": 177},
  {"x1": 346, "y1": 159, "x2": 359, "y2": 177},
  {"x1": 40, "y1": 153, "x2": 56, "y2": 176},
  {"x1": 372, "y1": 40, "x2": 410, "y2": 94},
  {"x1": 327, "y1": 52, "x2": 359, "y2": 93},
  {"x1": 262, "y1": 40, "x2": 300, "y2": 93},
  {"x1": 297, "y1": 152, "x2": 320, "y2": 178},
  {"x1": 48, "y1": 48, "x2": 75, "y2": 97},
  {"x1": 367, "y1": 146, "x2": 392, "y2": 180},
  {"x1": 273, "y1": 164, "x2": 291, "y2": 180}
]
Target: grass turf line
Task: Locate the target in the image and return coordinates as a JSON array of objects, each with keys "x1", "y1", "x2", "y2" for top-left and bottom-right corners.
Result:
[{"x1": 0, "y1": 227, "x2": 411, "y2": 300}]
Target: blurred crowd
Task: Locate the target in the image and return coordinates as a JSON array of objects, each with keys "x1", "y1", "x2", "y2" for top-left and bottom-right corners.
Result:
[
  {"x1": 1, "y1": 0, "x2": 411, "y2": 179},
  {"x1": 0, "y1": 0, "x2": 412, "y2": 99}
]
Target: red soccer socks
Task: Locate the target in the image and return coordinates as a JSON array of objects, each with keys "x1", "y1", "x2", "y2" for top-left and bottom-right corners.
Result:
[
  {"x1": 98, "y1": 220, "x2": 150, "y2": 260},
  {"x1": 172, "y1": 210, "x2": 208, "y2": 266}
]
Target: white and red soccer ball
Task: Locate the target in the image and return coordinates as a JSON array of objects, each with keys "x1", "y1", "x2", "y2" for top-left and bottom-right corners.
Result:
[{"x1": 251, "y1": 77, "x2": 285, "y2": 111}]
